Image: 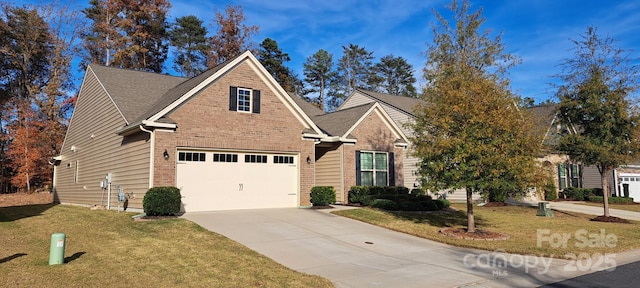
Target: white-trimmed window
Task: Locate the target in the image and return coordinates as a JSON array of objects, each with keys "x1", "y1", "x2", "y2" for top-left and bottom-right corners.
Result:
[
  {"x1": 359, "y1": 151, "x2": 388, "y2": 186},
  {"x1": 178, "y1": 152, "x2": 206, "y2": 162},
  {"x1": 229, "y1": 86, "x2": 261, "y2": 114},
  {"x1": 274, "y1": 155, "x2": 294, "y2": 164},
  {"x1": 213, "y1": 153, "x2": 238, "y2": 163},
  {"x1": 245, "y1": 154, "x2": 267, "y2": 163}
]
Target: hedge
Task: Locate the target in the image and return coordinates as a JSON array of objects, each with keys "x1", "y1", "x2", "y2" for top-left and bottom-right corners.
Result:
[
  {"x1": 143, "y1": 186, "x2": 182, "y2": 216},
  {"x1": 370, "y1": 199, "x2": 399, "y2": 210},
  {"x1": 587, "y1": 196, "x2": 635, "y2": 204},
  {"x1": 310, "y1": 186, "x2": 336, "y2": 206}
]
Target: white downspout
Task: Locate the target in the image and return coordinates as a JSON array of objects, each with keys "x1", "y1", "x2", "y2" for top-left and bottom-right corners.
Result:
[{"x1": 139, "y1": 125, "x2": 154, "y2": 188}]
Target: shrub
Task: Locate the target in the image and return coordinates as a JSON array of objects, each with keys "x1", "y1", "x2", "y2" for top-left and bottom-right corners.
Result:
[
  {"x1": 588, "y1": 196, "x2": 635, "y2": 204},
  {"x1": 410, "y1": 188, "x2": 425, "y2": 196},
  {"x1": 369, "y1": 186, "x2": 386, "y2": 196},
  {"x1": 416, "y1": 194, "x2": 432, "y2": 202},
  {"x1": 143, "y1": 186, "x2": 182, "y2": 216},
  {"x1": 592, "y1": 188, "x2": 604, "y2": 196},
  {"x1": 563, "y1": 187, "x2": 589, "y2": 201},
  {"x1": 348, "y1": 186, "x2": 370, "y2": 205},
  {"x1": 433, "y1": 199, "x2": 444, "y2": 210},
  {"x1": 435, "y1": 199, "x2": 450, "y2": 210},
  {"x1": 544, "y1": 182, "x2": 557, "y2": 201},
  {"x1": 310, "y1": 186, "x2": 336, "y2": 206},
  {"x1": 422, "y1": 200, "x2": 439, "y2": 211},
  {"x1": 384, "y1": 186, "x2": 399, "y2": 195},
  {"x1": 400, "y1": 201, "x2": 424, "y2": 211},
  {"x1": 396, "y1": 186, "x2": 410, "y2": 195},
  {"x1": 370, "y1": 199, "x2": 399, "y2": 210}
]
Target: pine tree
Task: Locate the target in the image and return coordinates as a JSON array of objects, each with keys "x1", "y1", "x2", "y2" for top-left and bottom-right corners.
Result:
[
  {"x1": 169, "y1": 15, "x2": 209, "y2": 77},
  {"x1": 303, "y1": 49, "x2": 336, "y2": 112}
]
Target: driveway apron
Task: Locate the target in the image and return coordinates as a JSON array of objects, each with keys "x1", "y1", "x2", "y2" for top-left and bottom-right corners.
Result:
[{"x1": 182, "y1": 208, "x2": 593, "y2": 288}]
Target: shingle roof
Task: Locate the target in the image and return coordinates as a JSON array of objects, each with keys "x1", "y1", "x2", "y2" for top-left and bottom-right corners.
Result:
[
  {"x1": 312, "y1": 103, "x2": 375, "y2": 137},
  {"x1": 288, "y1": 92, "x2": 324, "y2": 117},
  {"x1": 354, "y1": 88, "x2": 424, "y2": 116},
  {"x1": 88, "y1": 64, "x2": 185, "y2": 124},
  {"x1": 527, "y1": 104, "x2": 560, "y2": 147}
]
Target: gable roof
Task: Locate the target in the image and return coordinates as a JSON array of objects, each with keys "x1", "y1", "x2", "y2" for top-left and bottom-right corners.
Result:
[
  {"x1": 348, "y1": 88, "x2": 424, "y2": 116},
  {"x1": 87, "y1": 64, "x2": 185, "y2": 124},
  {"x1": 97, "y1": 51, "x2": 324, "y2": 137},
  {"x1": 313, "y1": 103, "x2": 376, "y2": 137},
  {"x1": 309, "y1": 102, "x2": 408, "y2": 145},
  {"x1": 528, "y1": 104, "x2": 578, "y2": 149}
]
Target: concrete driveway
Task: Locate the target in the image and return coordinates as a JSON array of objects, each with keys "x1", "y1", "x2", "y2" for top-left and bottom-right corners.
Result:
[{"x1": 182, "y1": 207, "x2": 599, "y2": 288}]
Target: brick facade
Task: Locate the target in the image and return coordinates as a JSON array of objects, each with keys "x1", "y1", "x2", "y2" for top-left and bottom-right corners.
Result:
[{"x1": 152, "y1": 62, "x2": 316, "y2": 206}]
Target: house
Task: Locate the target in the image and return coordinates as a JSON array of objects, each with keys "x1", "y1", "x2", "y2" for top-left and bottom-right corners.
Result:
[
  {"x1": 339, "y1": 89, "x2": 481, "y2": 202},
  {"x1": 53, "y1": 51, "x2": 407, "y2": 212}
]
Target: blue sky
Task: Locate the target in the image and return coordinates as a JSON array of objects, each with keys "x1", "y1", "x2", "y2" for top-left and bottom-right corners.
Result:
[
  {"x1": 15, "y1": 0, "x2": 640, "y2": 103},
  {"x1": 170, "y1": 0, "x2": 640, "y2": 103}
]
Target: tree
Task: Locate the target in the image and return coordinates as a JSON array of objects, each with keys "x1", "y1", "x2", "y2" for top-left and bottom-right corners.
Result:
[
  {"x1": 169, "y1": 15, "x2": 209, "y2": 77},
  {"x1": 0, "y1": 3, "x2": 75, "y2": 191},
  {"x1": 207, "y1": 5, "x2": 259, "y2": 67},
  {"x1": 303, "y1": 49, "x2": 336, "y2": 112},
  {"x1": 370, "y1": 54, "x2": 417, "y2": 97},
  {"x1": 329, "y1": 44, "x2": 374, "y2": 109},
  {"x1": 555, "y1": 27, "x2": 640, "y2": 218},
  {"x1": 412, "y1": 0, "x2": 539, "y2": 233},
  {"x1": 81, "y1": 0, "x2": 171, "y2": 72},
  {"x1": 257, "y1": 38, "x2": 300, "y2": 92}
]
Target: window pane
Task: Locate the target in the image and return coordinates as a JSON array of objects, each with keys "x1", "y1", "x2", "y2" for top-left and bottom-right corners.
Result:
[
  {"x1": 361, "y1": 171, "x2": 373, "y2": 186},
  {"x1": 375, "y1": 153, "x2": 387, "y2": 170},
  {"x1": 375, "y1": 171, "x2": 388, "y2": 186},
  {"x1": 361, "y1": 152, "x2": 373, "y2": 170}
]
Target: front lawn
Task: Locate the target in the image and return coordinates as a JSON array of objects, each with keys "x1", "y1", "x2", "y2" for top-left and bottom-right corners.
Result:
[
  {"x1": 333, "y1": 204, "x2": 640, "y2": 258},
  {"x1": 0, "y1": 204, "x2": 333, "y2": 288}
]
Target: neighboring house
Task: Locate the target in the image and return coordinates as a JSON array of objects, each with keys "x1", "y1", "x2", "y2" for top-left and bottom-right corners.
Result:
[
  {"x1": 53, "y1": 51, "x2": 407, "y2": 212},
  {"x1": 338, "y1": 89, "x2": 481, "y2": 202}
]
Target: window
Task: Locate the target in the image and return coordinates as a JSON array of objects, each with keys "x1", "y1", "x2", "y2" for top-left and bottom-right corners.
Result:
[
  {"x1": 359, "y1": 152, "x2": 388, "y2": 186},
  {"x1": 178, "y1": 152, "x2": 206, "y2": 162},
  {"x1": 274, "y1": 155, "x2": 294, "y2": 164},
  {"x1": 229, "y1": 87, "x2": 260, "y2": 113},
  {"x1": 558, "y1": 163, "x2": 582, "y2": 189},
  {"x1": 245, "y1": 154, "x2": 267, "y2": 163},
  {"x1": 213, "y1": 153, "x2": 238, "y2": 163},
  {"x1": 237, "y1": 88, "x2": 251, "y2": 112}
]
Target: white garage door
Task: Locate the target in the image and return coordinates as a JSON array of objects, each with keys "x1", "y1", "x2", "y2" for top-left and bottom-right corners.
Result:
[
  {"x1": 618, "y1": 173, "x2": 640, "y2": 203},
  {"x1": 176, "y1": 150, "x2": 299, "y2": 212}
]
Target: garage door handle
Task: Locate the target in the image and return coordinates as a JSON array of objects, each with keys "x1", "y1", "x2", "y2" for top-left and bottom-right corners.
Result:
[{"x1": 239, "y1": 184, "x2": 243, "y2": 191}]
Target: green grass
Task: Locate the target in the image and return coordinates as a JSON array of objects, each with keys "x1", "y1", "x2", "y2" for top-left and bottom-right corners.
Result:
[
  {"x1": 333, "y1": 204, "x2": 640, "y2": 258},
  {"x1": 577, "y1": 201, "x2": 640, "y2": 212},
  {"x1": 0, "y1": 204, "x2": 333, "y2": 288}
]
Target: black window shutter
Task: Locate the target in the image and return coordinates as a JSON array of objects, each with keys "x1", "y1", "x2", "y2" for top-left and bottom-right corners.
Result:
[
  {"x1": 355, "y1": 150, "x2": 361, "y2": 185},
  {"x1": 388, "y1": 152, "x2": 395, "y2": 186},
  {"x1": 252, "y1": 90, "x2": 261, "y2": 114},
  {"x1": 229, "y1": 86, "x2": 237, "y2": 111}
]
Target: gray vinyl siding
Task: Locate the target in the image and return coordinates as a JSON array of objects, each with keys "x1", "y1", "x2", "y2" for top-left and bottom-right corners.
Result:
[
  {"x1": 582, "y1": 165, "x2": 602, "y2": 189},
  {"x1": 54, "y1": 68, "x2": 151, "y2": 210},
  {"x1": 315, "y1": 145, "x2": 343, "y2": 202},
  {"x1": 341, "y1": 92, "x2": 419, "y2": 188}
]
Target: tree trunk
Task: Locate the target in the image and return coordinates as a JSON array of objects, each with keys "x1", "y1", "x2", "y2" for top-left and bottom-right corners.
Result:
[
  {"x1": 601, "y1": 167, "x2": 611, "y2": 217},
  {"x1": 466, "y1": 187, "x2": 475, "y2": 233}
]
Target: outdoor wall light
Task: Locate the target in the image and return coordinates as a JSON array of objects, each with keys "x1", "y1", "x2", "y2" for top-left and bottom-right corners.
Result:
[
  {"x1": 306, "y1": 155, "x2": 311, "y2": 164},
  {"x1": 163, "y1": 149, "x2": 169, "y2": 160}
]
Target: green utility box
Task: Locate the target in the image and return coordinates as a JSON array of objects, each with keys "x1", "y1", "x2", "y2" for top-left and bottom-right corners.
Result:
[
  {"x1": 536, "y1": 202, "x2": 554, "y2": 217},
  {"x1": 49, "y1": 233, "x2": 66, "y2": 265}
]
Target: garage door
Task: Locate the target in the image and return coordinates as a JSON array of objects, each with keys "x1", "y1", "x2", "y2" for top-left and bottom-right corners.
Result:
[
  {"x1": 176, "y1": 150, "x2": 299, "y2": 212},
  {"x1": 618, "y1": 173, "x2": 640, "y2": 203}
]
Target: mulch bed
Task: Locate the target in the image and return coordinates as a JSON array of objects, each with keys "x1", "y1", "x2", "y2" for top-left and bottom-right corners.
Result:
[
  {"x1": 310, "y1": 205, "x2": 334, "y2": 209},
  {"x1": 440, "y1": 227, "x2": 510, "y2": 240},
  {"x1": 591, "y1": 215, "x2": 632, "y2": 224}
]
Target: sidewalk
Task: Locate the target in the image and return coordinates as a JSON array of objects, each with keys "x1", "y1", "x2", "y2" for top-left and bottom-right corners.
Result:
[{"x1": 513, "y1": 200, "x2": 640, "y2": 221}]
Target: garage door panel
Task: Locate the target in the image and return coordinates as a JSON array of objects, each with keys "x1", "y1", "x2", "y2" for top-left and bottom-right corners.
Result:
[{"x1": 177, "y1": 151, "x2": 298, "y2": 212}]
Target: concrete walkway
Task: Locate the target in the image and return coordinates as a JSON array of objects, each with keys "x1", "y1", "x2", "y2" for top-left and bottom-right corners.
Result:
[
  {"x1": 516, "y1": 200, "x2": 640, "y2": 221},
  {"x1": 182, "y1": 207, "x2": 640, "y2": 288}
]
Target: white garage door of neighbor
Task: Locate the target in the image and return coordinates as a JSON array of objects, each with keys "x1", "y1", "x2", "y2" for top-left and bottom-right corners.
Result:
[
  {"x1": 618, "y1": 173, "x2": 640, "y2": 203},
  {"x1": 176, "y1": 150, "x2": 299, "y2": 212}
]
